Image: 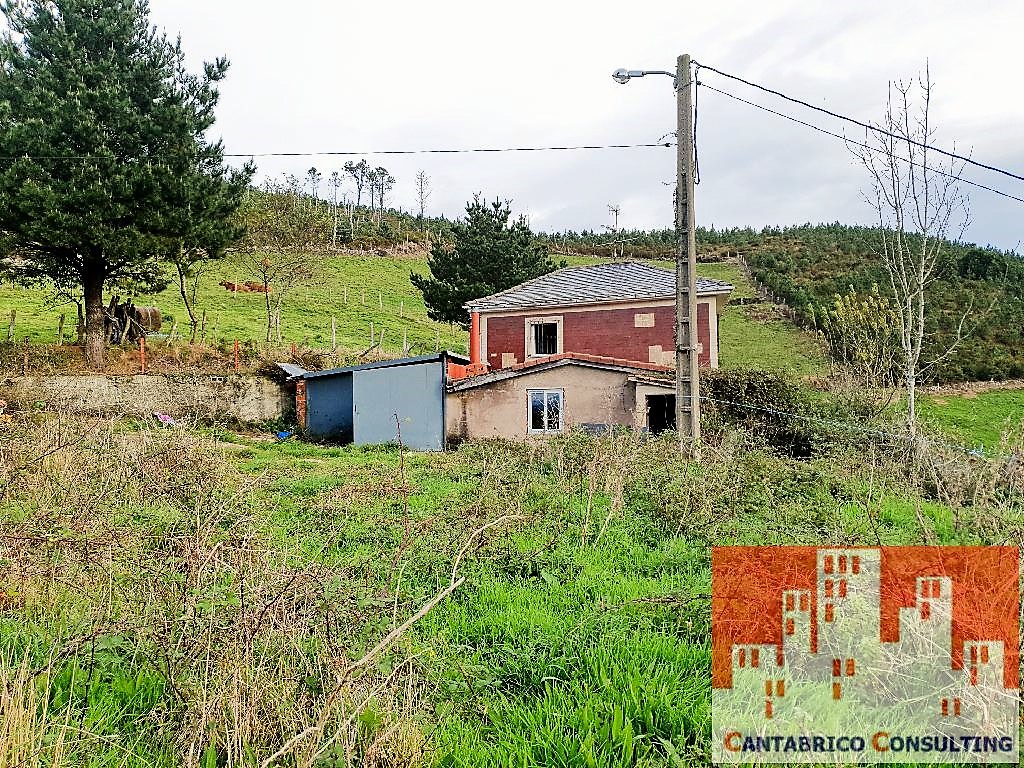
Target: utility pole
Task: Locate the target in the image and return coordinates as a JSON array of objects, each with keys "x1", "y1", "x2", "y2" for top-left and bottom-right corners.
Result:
[
  {"x1": 675, "y1": 53, "x2": 700, "y2": 444},
  {"x1": 611, "y1": 56, "x2": 700, "y2": 445}
]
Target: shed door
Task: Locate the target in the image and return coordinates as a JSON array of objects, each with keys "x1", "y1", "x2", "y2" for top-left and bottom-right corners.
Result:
[
  {"x1": 352, "y1": 361, "x2": 444, "y2": 450},
  {"x1": 306, "y1": 374, "x2": 353, "y2": 440}
]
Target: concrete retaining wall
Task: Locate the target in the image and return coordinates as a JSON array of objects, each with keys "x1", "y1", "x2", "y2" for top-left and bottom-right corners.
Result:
[{"x1": 3, "y1": 373, "x2": 291, "y2": 423}]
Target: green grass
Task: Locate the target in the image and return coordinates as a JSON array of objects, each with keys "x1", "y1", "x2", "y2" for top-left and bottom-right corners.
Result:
[
  {"x1": 2, "y1": 408, "x2": 1019, "y2": 766},
  {"x1": 0, "y1": 253, "x2": 466, "y2": 356},
  {"x1": 1, "y1": 254, "x2": 826, "y2": 375},
  {"x1": 699, "y1": 263, "x2": 826, "y2": 377},
  {"x1": 917, "y1": 388, "x2": 1024, "y2": 451}
]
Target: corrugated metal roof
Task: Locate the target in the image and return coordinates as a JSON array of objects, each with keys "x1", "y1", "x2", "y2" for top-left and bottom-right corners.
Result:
[
  {"x1": 465, "y1": 261, "x2": 733, "y2": 312},
  {"x1": 300, "y1": 351, "x2": 469, "y2": 380},
  {"x1": 276, "y1": 363, "x2": 309, "y2": 379}
]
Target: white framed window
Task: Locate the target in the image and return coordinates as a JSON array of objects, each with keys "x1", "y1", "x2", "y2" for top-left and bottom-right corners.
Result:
[
  {"x1": 524, "y1": 316, "x2": 562, "y2": 357},
  {"x1": 528, "y1": 389, "x2": 563, "y2": 433}
]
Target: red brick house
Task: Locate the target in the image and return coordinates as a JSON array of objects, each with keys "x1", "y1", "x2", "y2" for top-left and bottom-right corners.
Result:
[
  {"x1": 443, "y1": 262, "x2": 734, "y2": 440},
  {"x1": 464, "y1": 261, "x2": 733, "y2": 370}
]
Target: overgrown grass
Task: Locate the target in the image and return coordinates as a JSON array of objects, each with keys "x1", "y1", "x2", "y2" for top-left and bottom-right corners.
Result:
[{"x1": 2, "y1": 402, "x2": 1020, "y2": 766}]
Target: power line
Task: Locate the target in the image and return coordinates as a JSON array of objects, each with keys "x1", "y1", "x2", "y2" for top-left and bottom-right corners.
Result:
[
  {"x1": 0, "y1": 141, "x2": 673, "y2": 163},
  {"x1": 698, "y1": 81, "x2": 1024, "y2": 207},
  {"x1": 225, "y1": 142, "x2": 673, "y2": 158},
  {"x1": 692, "y1": 60, "x2": 1024, "y2": 185},
  {"x1": 699, "y1": 395, "x2": 999, "y2": 458}
]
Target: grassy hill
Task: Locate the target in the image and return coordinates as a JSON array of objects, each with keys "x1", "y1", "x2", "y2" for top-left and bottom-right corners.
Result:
[
  {"x1": 545, "y1": 223, "x2": 1024, "y2": 383},
  {"x1": 0, "y1": 252, "x2": 826, "y2": 377}
]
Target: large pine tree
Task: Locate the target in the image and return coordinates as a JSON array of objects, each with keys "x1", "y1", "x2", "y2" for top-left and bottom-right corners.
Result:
[
  {"x1": 0, "y1": 0, "x2": 252, "y2": 367},
  {"x1": 412, "y1": 195, "x2": 563, "y2": 326}
]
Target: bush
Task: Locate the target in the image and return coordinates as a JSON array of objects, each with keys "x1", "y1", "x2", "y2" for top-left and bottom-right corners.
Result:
[{"x1": 700, "y1": 368, "x2": 847, "y2": 457}]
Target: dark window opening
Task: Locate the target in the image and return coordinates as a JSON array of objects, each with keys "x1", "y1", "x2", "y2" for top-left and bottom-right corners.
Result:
[
  {"x1": 532, "y1": 322, "x2": 558, "y2": 356},
  {"x1": 646, "y1": 394, "x2": 675, "y2": 435}
]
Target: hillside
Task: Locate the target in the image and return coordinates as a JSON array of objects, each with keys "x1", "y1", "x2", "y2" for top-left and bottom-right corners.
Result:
[
  {"x1": 1, "y1": 250, "x2": 826, "y2": 377},
  {"x1": 544, "y1": 224, "x2": 1024, "y2": 383}
]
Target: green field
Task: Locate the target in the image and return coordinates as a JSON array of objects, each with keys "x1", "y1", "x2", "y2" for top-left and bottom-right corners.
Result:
[
  {"x1": 0, "y1": 254, "x2": 827, "y2": 376},
  {"x1": 917, "y1": 388, "x2": 1024, "y2": 452},
  {"x1": 697, "y1": 263, "x2": 826, "y2": 377},
  {"x1": 0, "y1": 253, "x2": 463, "y2": 356},
  {"x1": 2, "y1": 408, "x2": 1014, "y2": 766}
]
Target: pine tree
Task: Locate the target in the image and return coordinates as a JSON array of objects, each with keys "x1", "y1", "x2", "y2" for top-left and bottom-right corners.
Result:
[
  {"x1": 412, "y1": 195, "x2": 563, "y2": 326},
  {"x1": 0, "y1": 0, "x2": 252, "y2": 367}
]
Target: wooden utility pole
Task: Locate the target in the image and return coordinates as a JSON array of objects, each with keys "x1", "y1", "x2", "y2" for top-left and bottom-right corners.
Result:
[{"x1": 675, "y1": 53, "x2": 700, "y2": 443}]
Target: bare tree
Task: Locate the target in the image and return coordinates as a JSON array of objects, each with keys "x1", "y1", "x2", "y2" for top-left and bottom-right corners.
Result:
[
  {"x1": 329, "y1": 171, "x2": 342, "y2": 247},
  {"x1": 414, "y1": 170, "x2": 432, "y2": 228},
  {"x1": 375, "y1": 167, "x2": 395, "y2": 225},
  {"x1": 233, "y1": 250, "x2": 318, "y2": 342},
  {"x1": 344, "y1": 159, "x2": 369, "y2": 208},
  {"x1": 850, "y1": 66, "x2": 969, "y2": 437},
  {"x1": 306, "y1": 167, "x2": 322, "y2": 207}
]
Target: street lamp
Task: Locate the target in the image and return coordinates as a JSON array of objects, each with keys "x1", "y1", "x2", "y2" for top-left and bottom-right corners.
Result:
[
  {"x1": 611, "y1": 68, "x2": 676, "y2": 86},
  {"x1": 612, "y1": 55, "x2": 700, "y2": 445}
]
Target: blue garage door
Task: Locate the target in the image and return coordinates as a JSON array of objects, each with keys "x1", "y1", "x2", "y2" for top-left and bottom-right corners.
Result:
[{"x1": 352, "y1": 361, "x2": 444, "y2": 450}]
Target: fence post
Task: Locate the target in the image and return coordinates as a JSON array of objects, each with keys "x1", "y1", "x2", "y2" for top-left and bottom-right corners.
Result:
[
  {"x1": 139, "y1": 336, "x2": 146, "y2": 374},
  {"x1": 57, "y1": 314, "x2": 65, "y2": 344},
  {"x1": 331, "y1": 317, "x2": 337, "y2": 351},
  {"x1": 234, "y1": 338, "x2": 240, "y2": 373},
  {"x1": 7, "y1": 309, "x2": 14, "y2": 342}
]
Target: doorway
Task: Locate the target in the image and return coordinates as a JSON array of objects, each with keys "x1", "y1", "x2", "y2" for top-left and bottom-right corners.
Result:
[{"x1": 646, "y1": 394, "x2": 676, "y2": 435}]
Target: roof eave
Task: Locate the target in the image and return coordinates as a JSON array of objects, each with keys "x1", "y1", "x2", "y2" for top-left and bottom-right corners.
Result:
[{"x1": 466, "y1": 286, "x2": 735, "y2": 313}]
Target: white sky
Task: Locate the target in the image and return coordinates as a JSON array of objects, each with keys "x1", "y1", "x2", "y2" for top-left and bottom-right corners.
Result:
[{"x1": 149, "y1": 0, "x2": 1024, "y2": 251}]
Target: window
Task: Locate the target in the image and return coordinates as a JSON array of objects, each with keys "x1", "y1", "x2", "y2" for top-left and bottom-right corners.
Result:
[
  {"x1": 534, "y1": 323, "x2": 558, "y2": 355},
  {"x1": 528, "y1": 389, "x2": 563, "y2": 433},
  {"x1": 525, "y1": 316, "x2": 562, "y2": 357}
]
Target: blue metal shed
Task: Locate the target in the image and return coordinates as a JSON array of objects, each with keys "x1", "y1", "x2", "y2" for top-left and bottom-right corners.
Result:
[{"x1": 293, "y1": 352, "x2": 466, "y2": 451}]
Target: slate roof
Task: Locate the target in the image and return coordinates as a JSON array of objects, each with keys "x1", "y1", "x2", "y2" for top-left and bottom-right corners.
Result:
[
  {"x1": 465, "y1": 261, "x2": 734, "y2": 312},
  {"x1": 447, "y1": 353, "x2": 674, "y2": 392}
]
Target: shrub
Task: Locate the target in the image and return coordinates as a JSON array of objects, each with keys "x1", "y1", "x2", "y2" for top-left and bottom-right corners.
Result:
[{"x1": 700, "y1": 368, "x2": 845, "y2": 457}]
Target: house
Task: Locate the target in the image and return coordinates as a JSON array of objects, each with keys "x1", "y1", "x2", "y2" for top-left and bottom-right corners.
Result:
[
  {"x1": 281, "y1": 262, "x2": 734, "y2": 448},
  {"x1": 442, "y1": 261, "x2": 734, "y2": 441},
  {"x1": 465, "y1": 261, "x2": 734, "y2": 370},
  {"x1": 446, "y1": 353, "x2": 677, "y2": 441},
  {"x1": 283, "y1": 352, "x2": 468, "y2": 450}
]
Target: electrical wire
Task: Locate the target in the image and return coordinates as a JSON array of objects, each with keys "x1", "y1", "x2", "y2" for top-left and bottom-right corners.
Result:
[
  {"x1": 0, "y1": 142, "x2": 674, "y2": 163},
  {"x1": 697, "y1": 395, "x2": 1000, "y2": 458},
  {"x1": 692, "y1": 60, "x2": 1024, "y2": 185},
  {"x1": 692, "y1": 64, "x2": 701, "y2": 186},
  {"x1": 697, "y1": 80, "x2": 1024, "y2": 206}
]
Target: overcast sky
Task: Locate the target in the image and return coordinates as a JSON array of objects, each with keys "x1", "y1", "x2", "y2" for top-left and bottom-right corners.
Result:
[{"x1": 148, "y1": 0, "x2": 1024, "y2": 251}]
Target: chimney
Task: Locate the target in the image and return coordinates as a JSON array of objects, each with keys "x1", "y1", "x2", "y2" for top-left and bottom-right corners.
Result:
[{"x1": 470, "y1": 311, "x2": 481, "y2": 366}]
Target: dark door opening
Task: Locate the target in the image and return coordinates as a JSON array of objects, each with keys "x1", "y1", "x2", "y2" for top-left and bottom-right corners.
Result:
[{"x1": 647, "y1": 394, "x2": 676, "y2": 435}]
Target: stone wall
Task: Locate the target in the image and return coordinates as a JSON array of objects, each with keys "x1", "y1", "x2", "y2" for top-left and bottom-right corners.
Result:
[{"x1": 3, "y1": 373, "x2": 292, "y2": 423}]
